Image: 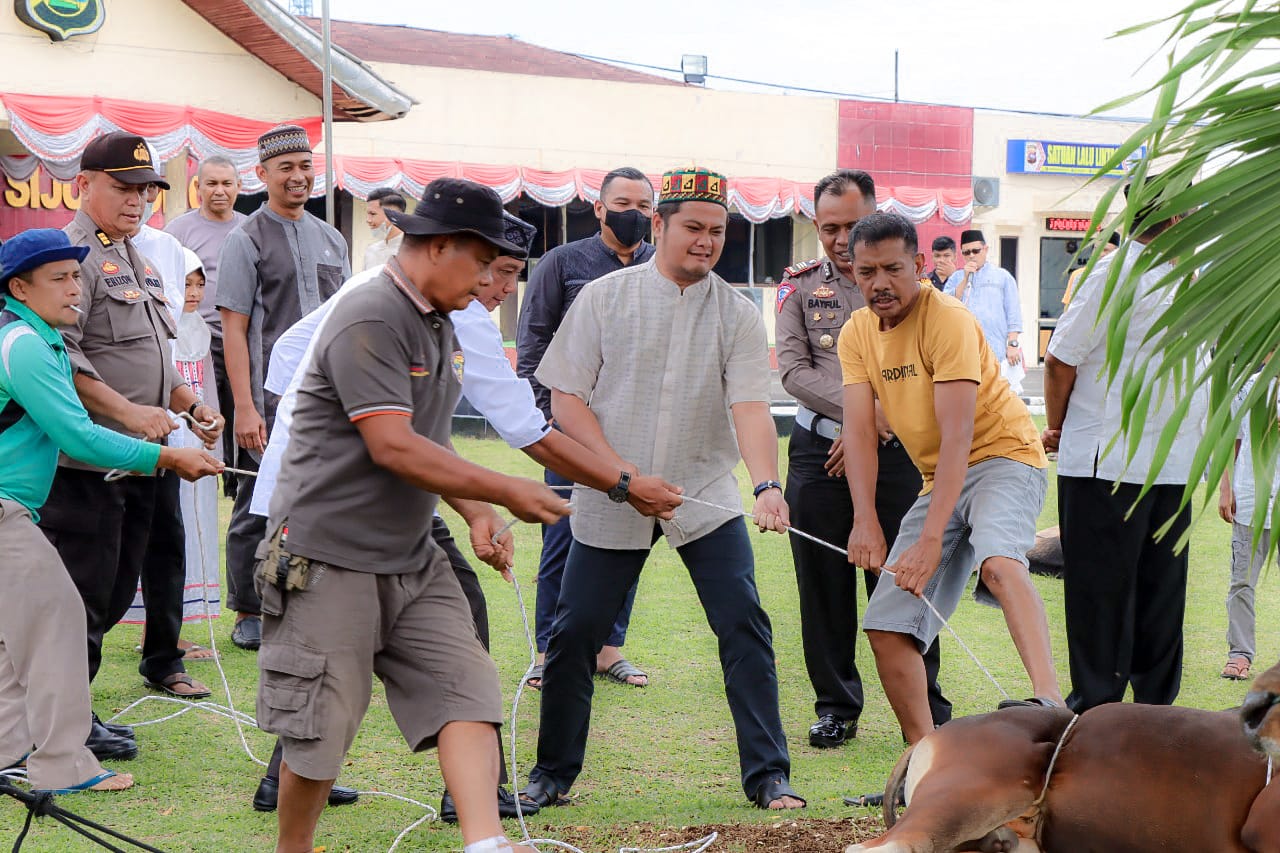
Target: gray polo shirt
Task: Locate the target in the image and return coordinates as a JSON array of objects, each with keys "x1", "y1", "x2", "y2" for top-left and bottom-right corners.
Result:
[
  {"x1": 268, "y1": 260, "x2": 461, "y2": 575},
  {"x1": 214, "y1": 206, "x2": 348, "y2": 423}
]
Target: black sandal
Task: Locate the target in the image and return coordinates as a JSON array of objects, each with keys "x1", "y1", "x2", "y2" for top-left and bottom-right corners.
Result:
[
  {"x1": 518, "y1": 777, "x2": 571, "y2": 809},
  {"x1": 752, "y1": 776, "x2": 806, "y2": 810}
]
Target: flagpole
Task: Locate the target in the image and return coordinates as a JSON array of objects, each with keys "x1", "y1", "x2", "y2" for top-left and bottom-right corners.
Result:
[{"x1": 321, "y1": 0, "x2": 334, "y2": 226}]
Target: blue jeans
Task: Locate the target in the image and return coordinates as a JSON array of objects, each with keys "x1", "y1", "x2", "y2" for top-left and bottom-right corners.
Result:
[
  {"x1": 530, "y1": 518, "x2": 791, "y2": 801},
  {"x1": 534, "y1": 469, "x2": 637, "y2": 653}
]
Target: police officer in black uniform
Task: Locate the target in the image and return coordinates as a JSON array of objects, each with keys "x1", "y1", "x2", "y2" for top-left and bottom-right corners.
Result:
[{"x1": 776, "y1": 170, "x2": 949, "y2": 749}]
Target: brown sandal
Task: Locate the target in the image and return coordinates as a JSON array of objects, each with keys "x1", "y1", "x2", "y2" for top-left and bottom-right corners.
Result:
[
  {"x1": 1222, "y1": 657, "x2": 1251, "y2": 680},
  {"x1": 144, "y1": 672, "x2": 212, "y2": 698}
]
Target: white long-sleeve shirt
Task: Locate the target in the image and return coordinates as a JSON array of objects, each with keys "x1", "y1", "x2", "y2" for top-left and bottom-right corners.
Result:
[{"x1": 250, "y1": 269, "x2": 549, "y2": 516}]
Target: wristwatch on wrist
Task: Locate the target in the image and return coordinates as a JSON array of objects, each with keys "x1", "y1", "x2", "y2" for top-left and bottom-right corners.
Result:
[
  {"x1": 1007, "y1": 339, "x2": 1019, "y2": 348},
  {"x1": 607, "y1": 470, "x2": 632, "y2": 503},
  {"x1": 187, "y1": 401, "x2": 201, "y2": 418},
  {"x1": 752, "y1": 480, "x2": 783, "y2": 498}
]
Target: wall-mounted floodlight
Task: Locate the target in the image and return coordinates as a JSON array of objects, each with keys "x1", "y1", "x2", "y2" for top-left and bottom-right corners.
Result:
[{"x1": 681, "y1": 54, "x2": 708, "y2": 85}]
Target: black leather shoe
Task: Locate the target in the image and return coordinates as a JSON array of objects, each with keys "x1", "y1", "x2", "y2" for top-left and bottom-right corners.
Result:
[
  {"x1": 86, "y1": 719, "x2": 137, "y2": 761},
  {"x1": 497, "y1": 785, "x2": 537, "y2": 818},
  {"x1": 440, "y1": 786, "x2": 539, "y2": 823},
  {"x1": 252, "y1": 775, "x2": 359, "y2": 812},
  {"x1": 808, "y1": 714, "x2": 856, "y2": 748},
  {"x1": 231, "y1": 616, "x2": 262, "y2": 651},
  {"x1": 92, "y1": 712, "x2": 134, "y2": 740},
  {"x1": 439, "y1": 789, "x2": 457, "y2": 823}
]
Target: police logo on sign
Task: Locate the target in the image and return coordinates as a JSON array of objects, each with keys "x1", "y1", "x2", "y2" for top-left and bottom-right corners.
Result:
[{"x1": 15, "y1": 0, "x2": 105, "y2": 42}]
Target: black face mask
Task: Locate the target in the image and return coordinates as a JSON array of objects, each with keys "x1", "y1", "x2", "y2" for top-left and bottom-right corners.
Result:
[{"x1": 603, "y1": 208, "x2": 649, "y2": 248}]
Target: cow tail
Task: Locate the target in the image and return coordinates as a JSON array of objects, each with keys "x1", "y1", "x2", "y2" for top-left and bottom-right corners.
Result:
[{"x1": 883, "y1": 743, "x2": 916, "y2": 827}]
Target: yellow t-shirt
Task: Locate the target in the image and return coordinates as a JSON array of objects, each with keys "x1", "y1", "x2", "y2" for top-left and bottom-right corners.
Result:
[{"x1": 837, "y1": 285, "x2": 1046, "y2": 493}]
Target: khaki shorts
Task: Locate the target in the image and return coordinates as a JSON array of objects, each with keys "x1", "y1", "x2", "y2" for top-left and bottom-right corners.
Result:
[
  {"x1": 863, "y1": 457, "x2": 1048, "y2": 649},
  {"x1": 255, "y1": 544, "x2": 502, "y2": 781}
]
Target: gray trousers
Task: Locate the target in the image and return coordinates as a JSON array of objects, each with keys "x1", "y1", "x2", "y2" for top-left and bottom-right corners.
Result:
[
  {"x1": 0, "y1": 499, "x2": 105, "y2": 789},
  {"x1": 1227, "y1": 522, "x2": 1273, "y2": 661}
]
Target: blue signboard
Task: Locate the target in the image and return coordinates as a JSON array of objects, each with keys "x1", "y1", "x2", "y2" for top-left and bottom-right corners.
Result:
[{"x1": 1006, "y1": 139, "x2": 1145, "y2": 178}]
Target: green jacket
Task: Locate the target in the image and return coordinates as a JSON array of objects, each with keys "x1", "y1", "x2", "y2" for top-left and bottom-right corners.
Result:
[{"x1": 0, "y1": 297, "x2": 160, "y2": 519}]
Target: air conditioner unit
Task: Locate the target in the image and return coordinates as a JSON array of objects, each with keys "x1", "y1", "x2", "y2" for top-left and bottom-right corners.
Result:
[{"x1": 973, "y1": 177, "x2": 1000, "y2": 207}]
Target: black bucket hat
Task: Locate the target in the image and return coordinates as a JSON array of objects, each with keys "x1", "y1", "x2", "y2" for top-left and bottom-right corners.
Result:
[{"x1": 387, "y1": 178, "x2": 523, "y2": 255}]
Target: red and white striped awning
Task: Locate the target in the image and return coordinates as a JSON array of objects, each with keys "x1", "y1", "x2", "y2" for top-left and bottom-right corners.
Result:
[{"x1": 0, "y1": 93, "x2": 972, "y2": 224}]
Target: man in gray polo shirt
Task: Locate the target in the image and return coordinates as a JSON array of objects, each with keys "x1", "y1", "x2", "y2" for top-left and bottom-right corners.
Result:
[
  {"x1": 216, "y1": 126, "x2": 349, "y2": 651},
  {"x1": 261, "y1": 178, "x2": 566, "y2": 853}
]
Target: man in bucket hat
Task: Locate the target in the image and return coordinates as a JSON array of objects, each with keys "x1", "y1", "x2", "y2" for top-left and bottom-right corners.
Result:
[
  {"x1": 259, "y1": 178, "x2": 569, "y2": 853},
  {"x1": 0, "y1": 229, "x2": 221, "y2": 795},
  {"x1": 246, "y1": 208, "x2": 684, "y2": 820}
]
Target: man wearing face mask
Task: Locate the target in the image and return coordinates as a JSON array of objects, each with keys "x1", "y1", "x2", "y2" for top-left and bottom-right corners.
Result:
[
  {"x1": 516, "y1": 166, "x2": 656, "y2": 688},
  {"x1": 362, "y1": 187, "x2": 405, "y2": 271}
]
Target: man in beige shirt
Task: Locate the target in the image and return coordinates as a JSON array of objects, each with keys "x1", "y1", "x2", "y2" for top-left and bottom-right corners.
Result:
[{"x1": 521, "y1": 167, "x2": 804, "y2": 813}]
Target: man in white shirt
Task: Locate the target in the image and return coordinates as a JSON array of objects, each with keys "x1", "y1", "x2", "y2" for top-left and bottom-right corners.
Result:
[
  {"x1": 362, "y1": 188, "x2": 405, "y2": 272},
  {"x1": 1042, "y1": 190, "x2": 1206, "y2": 712}
]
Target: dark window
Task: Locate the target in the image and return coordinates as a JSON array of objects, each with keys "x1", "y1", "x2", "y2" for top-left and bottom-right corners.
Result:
[{"x1": 999, "y1": 236, "x2": 1018, "y2": 280}]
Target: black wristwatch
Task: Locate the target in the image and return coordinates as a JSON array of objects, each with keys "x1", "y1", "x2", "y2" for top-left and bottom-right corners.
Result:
[
  {"x1": 753, "y1": 480, "x2": 783, "y2": 498},
  {"x1": 607, "y1": 470, "x2": 632, "y2": 503},
  {"x1": 187, "y1": 401, "x2": 201, "y2": 418}
]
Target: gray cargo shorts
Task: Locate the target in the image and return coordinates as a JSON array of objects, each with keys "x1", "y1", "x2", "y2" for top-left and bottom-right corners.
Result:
[
  {"x1": 255, "y1": 544, "x2": 502, "y2": 781},
  {"x1": 862, "y1": 456, "x2": 1048, "y2": 649}
]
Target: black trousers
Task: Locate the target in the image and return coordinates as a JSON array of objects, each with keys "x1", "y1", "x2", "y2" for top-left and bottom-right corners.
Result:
[
  {"x1": 532, "y1": 519, "x2": 789, "y2": 801},
  {"x1": 225, "y1": 457, "x2": 265, "y2": 616},
  {"x1": 38, "y1": 467, "x2": 187, "y2": 684},
  {"x1": 225, "y1": 393, "x2": 277, "y2": 616},
  {"x1": 209, "y1": 337, "x2": 237, "y2": 499},
  {"x1": 1060, "y1": 476, "x2": 1191, "y2": 712},
  {"x1": 785, "y1": 424, "x2": 951, "y2": 726},
  {"x1": 430, "y1": 515, "x2": 508, "y2": 784}
]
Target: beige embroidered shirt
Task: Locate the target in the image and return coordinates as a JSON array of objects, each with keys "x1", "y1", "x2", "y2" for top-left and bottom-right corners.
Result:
[{"x1": 535, "y1": 259, "x2": 771, "y2": 550}]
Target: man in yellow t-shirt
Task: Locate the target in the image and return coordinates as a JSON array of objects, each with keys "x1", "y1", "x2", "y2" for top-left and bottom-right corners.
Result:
[{"x1": 837, "y1": 212, "x2": 1061, "y2": 746}]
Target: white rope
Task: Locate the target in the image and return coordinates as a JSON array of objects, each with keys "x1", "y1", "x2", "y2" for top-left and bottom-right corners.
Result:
[
  {"x1": 545, "y1": 483, "x2": 1010, "y2": 700},
  {"x1": 497, "y1": 533, "x2": 718, "y2": 853},
  {"x1": 103, "y1": 413, "x2": 258, "y2": 482},
  {"x1": 679, "y1": 494, "x2": 1011, "y2": 700},
  {"x1": 103, "y1": 459, "x2": 442, "y2": 853}
]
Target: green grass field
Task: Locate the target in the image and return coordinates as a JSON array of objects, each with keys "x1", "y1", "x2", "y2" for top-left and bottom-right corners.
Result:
[{"x1": 7, "y1": 433, "x2": 1271, "y2": 852}]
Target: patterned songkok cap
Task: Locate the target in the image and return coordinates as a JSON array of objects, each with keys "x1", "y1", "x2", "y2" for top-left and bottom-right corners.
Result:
[
  {"x1": 257, "y1": 125, "x2": 312, "y2": 163},
  {"x1": 659, "y1": 167, "x2": 727, "y2": 208}
]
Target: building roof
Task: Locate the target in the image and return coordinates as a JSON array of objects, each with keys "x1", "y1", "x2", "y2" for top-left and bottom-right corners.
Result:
[
  {"x1": 300, "y1": 18, "x2": 681, "y2": 87},
  {"x1": 181, "y1": 0, "x2": 415, "y2": 121}
]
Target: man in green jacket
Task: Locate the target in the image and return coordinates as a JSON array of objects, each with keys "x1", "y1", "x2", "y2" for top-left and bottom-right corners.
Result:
[{"x1": 0, "y1": 229, "x2": 221, "y2": 794}]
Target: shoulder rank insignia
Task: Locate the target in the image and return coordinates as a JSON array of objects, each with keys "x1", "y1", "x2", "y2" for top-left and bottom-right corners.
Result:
[
  {"x1": 775, "y1": 282, "x2": 796, "y2": 312},
  {"x1": 813, "y1": 284, "x2": 836, "y2": 298},
  {"x1": 782, "y1": 258, "x2": 821, "y2": 279},
  {"x1": 94, "y1": 229, "x2": 112, "y2": 248}
]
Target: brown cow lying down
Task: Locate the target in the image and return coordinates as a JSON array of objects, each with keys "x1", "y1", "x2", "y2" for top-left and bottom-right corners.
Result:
[{"x1": 845, "y1": 681, "x2": 1280, "y2": 853}]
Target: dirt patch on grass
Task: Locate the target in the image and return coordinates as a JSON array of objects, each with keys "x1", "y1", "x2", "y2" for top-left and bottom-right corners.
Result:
[{"x1": 545, "y1": 816, "x2": 884, "y2": 851}]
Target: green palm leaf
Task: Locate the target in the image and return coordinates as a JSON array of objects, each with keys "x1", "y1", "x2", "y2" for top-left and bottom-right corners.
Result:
[{"x1": 1086, "y1": 0, "x2": 1280, "y2": 551}]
